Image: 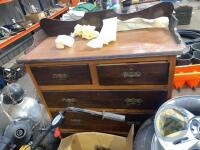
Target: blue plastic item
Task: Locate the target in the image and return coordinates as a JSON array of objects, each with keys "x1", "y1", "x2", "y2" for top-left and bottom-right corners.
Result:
[{"x1": 0, "y1": 75, "x2": 6, "y2": 89}]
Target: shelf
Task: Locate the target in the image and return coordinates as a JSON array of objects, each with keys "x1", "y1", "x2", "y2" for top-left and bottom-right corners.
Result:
[
  {"x1": 0, "y1": 0, "x2": 12, "y2": 4},
  {"x1": 0, "y1": 6, "x2": 68, "y2": 50}
]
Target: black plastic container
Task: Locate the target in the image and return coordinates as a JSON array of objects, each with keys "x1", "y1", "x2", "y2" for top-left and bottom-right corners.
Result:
[
  {"x1": 175, "y1": 6, "x2": 193, "y2": 25},
  {"x1": 191, "y1": 42, "x2": 200, "y2": 52},
  {"x1": 176, "y1": 53, "x2": 192, "y2": 66},
  {"x1": 192, "y1": 51, "x2": 200, "y2": 64}
]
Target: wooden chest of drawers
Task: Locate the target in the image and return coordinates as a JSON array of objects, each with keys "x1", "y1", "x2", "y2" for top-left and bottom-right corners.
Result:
[{"x1": 18, "y1": 28, "x2": 185, "y2": 135}]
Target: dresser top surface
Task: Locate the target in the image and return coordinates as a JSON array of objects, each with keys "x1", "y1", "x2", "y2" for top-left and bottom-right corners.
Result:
[{"x1": 18, "y1": 28, "x2": 185, "y2": 63}]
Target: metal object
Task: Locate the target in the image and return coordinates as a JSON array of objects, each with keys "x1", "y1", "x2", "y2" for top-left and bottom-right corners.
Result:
[
  {"x1": 134, "y1": 95, "x2": 200, "y2": 150},
  {"x1": 0, "y1": 27, "x2": 10, "y2": 40},
  {"x1": 123, "y1": 71, "x2": 142, "y2": 78},
  {"x1": 0, "y1": 83, "x2": 51, "y2": 149},
  {"x1": 69, "y1": 119, "x2": 81, "y2": 124},
  {"x1": 4, "y1": 119, "x2": 32, "y2": 147},
  {"x1": 38, "y1": 0, "x2": 44, "y2": 11},
  {"x1": 62, "y1": 98, "x2": 76, "y2": 106},
  {"x1": 31, "y1": 107, "x2": 125, "y2": 149},
  {"x1": 66, "y1": 107, "x2": 126, "y2": 122},
  {"x1": 152, "y1": 95, "x2": 200, "y2": 150},
  {"x1": 18, "y1": 0, "x2": 26, "y2": 15},
  {"x1": 124, "y1": 98, "x2": 143, "y2": 106},
  {"x1": 52, "y1": 73, "x2": 69, "y2": 80},
  {"x1": 2, "y1": 83, "x2": 24, "y2": 104}
]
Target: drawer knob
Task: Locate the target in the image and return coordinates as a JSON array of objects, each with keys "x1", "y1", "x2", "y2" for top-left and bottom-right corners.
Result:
[
  {"x1": 62, "y1": 98, "x2": 76, "y2": 106},
  {"x1": 52, "y1": 73, "x2": 69, "y2": 80},
  {"x1": 124, "y1": 98, "x2": 143, "y2": 106},
  {"x1": 123, "y1": 71, "x2": 142, "y2": 78}
]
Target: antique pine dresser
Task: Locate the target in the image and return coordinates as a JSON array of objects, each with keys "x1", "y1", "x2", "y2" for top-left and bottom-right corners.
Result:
[{"x1": 18, "y1": 27, "x2": 185, "y2": 135}]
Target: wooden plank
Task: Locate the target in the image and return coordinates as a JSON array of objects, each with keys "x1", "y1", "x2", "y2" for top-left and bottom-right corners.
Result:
[
  {"x1": 18, "y1": 28, "x2": 185, "y2": 63},
  {"x1": 25, "y1": 65, "x2": 52, "y2": 118},
  {"x1": 40, "y1": 84, "x2": 168, "y2": 91},
  {"x1": 23, "y1": 56, "x2": 169, "y2": 66},
  {"x1": 167, "y1": 56, "x2": 176, "y2": 99},
  {"x1": 89, "y1": 63, "x2": 99, "y2": 85},
  {"x1": 61, "y1": 128, "x2": 129, "y2": 135}
]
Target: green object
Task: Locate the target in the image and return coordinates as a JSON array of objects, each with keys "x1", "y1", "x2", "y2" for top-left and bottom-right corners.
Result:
[
  {"x1": 73, "y1": 3, "x2": 100, "y2": 12},
  {"x1": 175, "y1": 6, "x2": 193, "y2": 25}
]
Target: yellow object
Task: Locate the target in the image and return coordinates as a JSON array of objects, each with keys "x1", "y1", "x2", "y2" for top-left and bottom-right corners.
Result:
[
  {"x1": 19, "y1": 145, "x2": 31, "y2": 150},
  {"x1": 58, "y1": 125, "x2": 134, "y2": 150},
  {"x1": 132, "y1": 0, "x2": 139, "y2": 3},
  {"x1": 73, "y1": 24, "x2": 99, "y2": 40}
]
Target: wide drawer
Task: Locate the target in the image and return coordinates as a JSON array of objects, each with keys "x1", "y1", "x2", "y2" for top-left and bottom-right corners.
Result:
[
  {"x1": 51, "y1": 111, "x2": 152, "y2": 134},
  {"x1": 97, "y1": 62, "x2": 169, "y2": 85},
  {"x1": 31, "y1": 64, "x2": 91, "y2": 85},
  {"x1": 43, "y1": 90, "x2": 167, "y2": 109}
]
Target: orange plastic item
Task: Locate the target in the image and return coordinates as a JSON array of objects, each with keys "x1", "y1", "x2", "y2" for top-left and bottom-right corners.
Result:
[
  {"x1": 71, "y1": 0, "x2": 80, "y2": 7},
  {"x1": 0, "y1": 0, "x2": 12, "y2": 4},
  {"x1": 174, "y1": 64, "x2": 200, "y2": 89}
]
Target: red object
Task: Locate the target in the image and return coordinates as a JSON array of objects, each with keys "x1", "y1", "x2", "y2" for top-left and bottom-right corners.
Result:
[
  {"x1": 54, "y1": 127, "x2": 62, "y2": 139},
  {"x1": 0, "y1": 0, "x2": 12, "y2": 4}
]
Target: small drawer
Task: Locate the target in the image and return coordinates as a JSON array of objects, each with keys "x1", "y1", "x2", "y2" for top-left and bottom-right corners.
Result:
[
  {"x1": 51, "y1": 111, "x2": 152, "y2": 134},
  {"x1": 97, "y1": 62, "x2": 169, "y2": 85},
  {"x1": 43, "y1": 90, "x2": 167, "y2": 109},
  {"x1": 31, "y1": 64, "x2": 91, "y2": 85}
]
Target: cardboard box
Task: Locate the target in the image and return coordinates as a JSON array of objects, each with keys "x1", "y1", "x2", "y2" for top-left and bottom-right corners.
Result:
[{"x1": 58, "y1": 125, "x2": 134, "y2": 150}]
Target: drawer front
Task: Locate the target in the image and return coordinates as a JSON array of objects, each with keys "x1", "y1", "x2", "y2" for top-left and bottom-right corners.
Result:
[
  {"x1": 97, "y1": 62, "x2": 169, "y2": 85},
  {"x1": 43, "y1": 90, "x2": 167, "y2": 109},
  {"x1": 31, "y1": 64, "x2": 91, "y2": 85},
  {"x1": 51, "y1": 111, "x2": 152, "y2": 134}
]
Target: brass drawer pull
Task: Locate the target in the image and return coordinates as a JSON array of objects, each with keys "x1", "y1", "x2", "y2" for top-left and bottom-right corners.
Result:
[
  {"x1": 62, "y1": 98, "x2": 77, "y2": 105},
  {"x1": 52, "y1": 73, "x2": 69, "y2": 80},
  {"x1": 69, "y1": 119, "x2": 81, "y2": 125},
  {"x1": 124, "y1": 98, "x2": 143, "y2": 106},
  {"x1": 123, "y1": 71, "x2": 142, "y2": 78}
]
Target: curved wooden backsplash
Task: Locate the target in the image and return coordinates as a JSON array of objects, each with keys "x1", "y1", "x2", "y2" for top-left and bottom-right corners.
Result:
[{"x1": 40, "y1": 2, "x2": 174, "y2": 35}]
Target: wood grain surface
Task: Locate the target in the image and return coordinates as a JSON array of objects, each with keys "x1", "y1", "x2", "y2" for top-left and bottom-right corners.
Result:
[
  {"x1": 18, "y1": 28, "x2": 185, "y2": 63},
  {"x1": 97, "y1": 61, "x2": 169, "y2": 85},
  {"x1": 31, "y1": 64, "x2": 91, "y2": 85},
  {"x1": 43, "y1": 90, "x2": 167, "y2": 109},
  {"x1": 51, "y1": 111, "x2": 153, "y2": 133}
]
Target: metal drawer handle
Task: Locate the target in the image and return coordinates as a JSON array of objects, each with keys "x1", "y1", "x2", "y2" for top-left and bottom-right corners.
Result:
[
  {"x1": 69, "y1": 119, "x2": 81, "y2": 125},
  {"x1": 62, "y1": 98, "x2": 77, "y2": 105},
  {"x1": 123, "y1": 71, "x2": 142, "y2": 78},
  {"x1": 124, "y1": 98, "x2": 143, "y2": 106},
  {"x1": 52, "y1": 73, "x2": 69, "y2": 80}
]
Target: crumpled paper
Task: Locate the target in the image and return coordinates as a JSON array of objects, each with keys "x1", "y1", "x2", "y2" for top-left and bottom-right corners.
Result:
[
  {"x1": 55, "y1": 35, "x2": 74, "y2": 49},
  {"x1": 87, "y1": 17, "x2": 117, "y2": 49},
  {"x1": 117, "y1": 17, "x2": 169, "y2": 31},
  {"x1": 73, "y1": 24, "x2": 99, "y2": 40}
]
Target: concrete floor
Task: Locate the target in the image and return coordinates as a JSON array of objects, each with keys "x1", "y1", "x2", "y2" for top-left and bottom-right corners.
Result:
[{"x1": 3, "y1": 0, "x2": 200, "y2": 98}]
